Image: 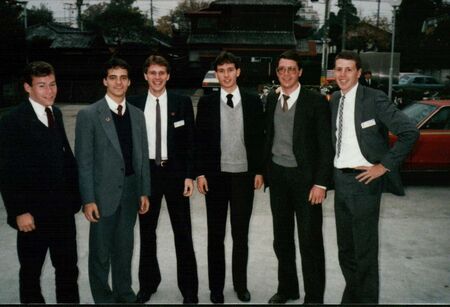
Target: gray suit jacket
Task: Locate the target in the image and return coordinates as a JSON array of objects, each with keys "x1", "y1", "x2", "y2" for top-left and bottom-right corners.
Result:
[
  {"x1": 75, "y1": 98, "x2": 150, "y2": 216},
  {"x1": 330, "y1": 85, "x2": 419, "y2": 195}
]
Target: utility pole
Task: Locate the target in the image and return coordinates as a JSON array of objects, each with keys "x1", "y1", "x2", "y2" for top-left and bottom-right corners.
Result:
[
  {"x1": 388, "y1": 5, "x2": 399, "y2": 101},
  {"x1": 340, "y1": 0, "x2": 349, "y2": 51},
  {"x1": 321, "y1": 0, "x2": 331, "y2": 86},
  {"x1": 376, "y1": 0, "x2": 381, "y2": 28},
  {"x1": 76, "y1": 0, "x2": 83, "y2": 30}
]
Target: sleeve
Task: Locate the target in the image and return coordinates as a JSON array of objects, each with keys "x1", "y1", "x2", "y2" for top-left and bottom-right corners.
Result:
[
  {"x1": 375, "y1": 92, "x2": 419, "y2": 170},
  {"x1": 140, "y1": 112, "x2": 151, "y2": 196},
  {"x1": 74, "y1": 108, "x2": 96, "y2": 205},
  {"x1": 183, "y1": 95, "x2": 196, "y2": 179}
]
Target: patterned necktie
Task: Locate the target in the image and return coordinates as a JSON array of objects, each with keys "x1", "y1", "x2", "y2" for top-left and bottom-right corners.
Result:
[
  {"x1": 336, "y1": 95, "x2": 345, "y2": 158},
  {"x1": 45, "y1": 107, "x2": 55, "y2": 128},
  {"x1": 226, "y1": 93, "x2": 233, "y2": 108},
  {"x1": 282, "y1": 94, "x2": 290, "y2": 112},
  {"x1": 155, "y1": 98, "x2": 161, "y2": 165},
  {"x1": 117, "y1": 104, "x2": 123, "y2": 116}
]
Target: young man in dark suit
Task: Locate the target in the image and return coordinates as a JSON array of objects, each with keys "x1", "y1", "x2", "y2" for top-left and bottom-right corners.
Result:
[
  {"x1": 75, "y1": 58, "x2": 150, "y2": 303},
  {"x1": 196, "y1": 51, "x2": 265, "y2": 304},
  {"x1": 263, "y1": 50, "x2": 333, "y2": 304},
  {"x1": 129, "y1": 55, "x2": 198, "y2": 304},
  {"x1": 360, "y1": 70, "x2": 378, "y2": 89},
  {"x1": 331, "y1": 51, "x2": 419, "y2": 303},
  {"x1": 0, "y1": 61, "x2": 81, "y2": 303}
]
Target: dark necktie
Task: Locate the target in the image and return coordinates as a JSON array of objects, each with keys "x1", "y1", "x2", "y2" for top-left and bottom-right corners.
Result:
[
  {"x1": 282, "y1": 94, "x2": 290, "y2": 112},
  {"x1": 155, "y1": 98, "x2": 161, "y2": 165},
  {"x1": 45, "y1": 107, "x2": 55, "y2": 128},
  {"x1": 117, "y1": 104, "x2": 123, "y2": 116},
  {"x1": 226, "y1": 93, "x2": 233, "y2": 108},
  {"x1": 337, "y1": 95, "x2": 345, "y2": 158}
]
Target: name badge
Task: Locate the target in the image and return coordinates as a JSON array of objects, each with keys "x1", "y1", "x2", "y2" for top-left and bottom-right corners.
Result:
[
  {"x1": 174, "y1": 120, "x2": 185, "y2": 128},
  {"x1": 361, "y1": 119, "x2": 376, "y2": 129}
]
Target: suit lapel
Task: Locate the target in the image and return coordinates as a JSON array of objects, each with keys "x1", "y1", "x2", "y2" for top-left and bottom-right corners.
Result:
[
  {"x1": 167, "y1": 92, "x2": 176, "y2": 148},
  {"x1": 354, "y1": 86, "x2": 364, "y2": 146},
  {"x1": 97, "y1": 99, "x2": 123, "y2": 159},
  {"x1": 330, "y1": 92, "x2": 341, "y2": 146},
  {"x1": 293, "y1": 89, "x2": 306, "y2": 142}
]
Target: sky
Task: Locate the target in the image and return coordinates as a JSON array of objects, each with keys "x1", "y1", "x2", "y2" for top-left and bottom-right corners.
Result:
[{"x1": 25, "y1": 0, "x2": 403, "y2": 26}]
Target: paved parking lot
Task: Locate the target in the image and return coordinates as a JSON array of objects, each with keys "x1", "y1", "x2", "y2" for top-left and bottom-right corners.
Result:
[{"x1": 0, "y1": 102, "x2": 449, "y2": 304}]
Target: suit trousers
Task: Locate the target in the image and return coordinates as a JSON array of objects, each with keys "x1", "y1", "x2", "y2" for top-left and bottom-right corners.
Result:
[
  {"x1": 269, "y1": 162, "x2": 325, "y2": 303},
  {"x1": 138, "y1": 161, "x2": 198, "y2": 299},
  {"x1": 205, "y1": 171, "x2": 254, "y2": 294},
  {"x1": 334, "y1": 169, "x2": 382, "y2": 304},
  {"x1": 88, "y1": 174, "x2": 138, "y2": 304},
  {"x1": 17, "y1": 215, "x2": 79, "y2": 304}
]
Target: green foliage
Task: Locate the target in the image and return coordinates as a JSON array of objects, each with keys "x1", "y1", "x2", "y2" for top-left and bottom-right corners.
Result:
[
  {"x1": 81, "y1": 0, "x2": 148, "y2": 45},
  {"x1": 326, "y1": 0, "x2": 360, "y2": 51},
  {"x1": 27, "y1": 4, "x2": 54, "y2": 27},
  {"x1": 156, "y1": 0, "x2": 211, "y2": 36}
]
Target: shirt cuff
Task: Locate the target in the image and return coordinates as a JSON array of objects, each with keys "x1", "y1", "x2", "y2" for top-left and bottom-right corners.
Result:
[{"x1": 314, "y1": 184, "x2": 327, "y2": 190}]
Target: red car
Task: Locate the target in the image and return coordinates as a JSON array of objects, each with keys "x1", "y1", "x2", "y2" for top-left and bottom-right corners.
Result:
[{"x1": 390, "y1": 99, "x2": 450, "y2": 171}]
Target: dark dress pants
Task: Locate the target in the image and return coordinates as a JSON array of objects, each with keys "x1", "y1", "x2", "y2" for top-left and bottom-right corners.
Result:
[
  {"x1": 334, "y1": 169, "x2": 382, "y2": 304},
  {"x1": 17, "y1": 215, "x2": 79, "y2": 304},
  {"x1": 138, "y1": 162, "x2": 198, "y2": 300},
  {"x1": 205, "y1": 171, "x2": 254, "y2": 295},
  {"x1": 88, "y1": 174, "x2": 138, "y2": 303},
  {"x1": 269, "y1": 162, "x2": 325, "y2": 303}
]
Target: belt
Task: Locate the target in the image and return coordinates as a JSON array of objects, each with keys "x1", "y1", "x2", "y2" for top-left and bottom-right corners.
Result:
[
  {"x1": 150, "y1": 159, "x2": 168, "y2": 167},
  {"x1": 337, "y1": 168, "x2": 363, "y2": 174}
]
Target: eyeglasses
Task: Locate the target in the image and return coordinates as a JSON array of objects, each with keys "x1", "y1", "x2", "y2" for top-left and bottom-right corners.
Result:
[{"x1": 276, "y1": 66, "x2": 298, "y2": 74}]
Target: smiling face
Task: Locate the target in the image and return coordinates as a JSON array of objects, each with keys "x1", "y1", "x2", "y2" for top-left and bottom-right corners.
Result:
[
  {"x1": 103, "y1": 67, "x2": 130, "y2": 103},
  {"x1": 215, "y1": 62, "x2": 240, "y2": 93},
  {"x1": 145, "y1": 64, "x2": 170, "y2": 97},
  {"x1": 276, "y1": 58, "x2": 302, "y2": 94},
  {"x1": 24, "y1": 74, "x2": 57, "y2": 107},
  {"x1": 334, "y1": 58, "x2": 362, "y2": 94}
]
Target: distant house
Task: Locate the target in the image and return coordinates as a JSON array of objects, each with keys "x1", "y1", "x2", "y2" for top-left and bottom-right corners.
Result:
[{"x1": 186, "y1": 0, "x2": 304, "y2": 85}]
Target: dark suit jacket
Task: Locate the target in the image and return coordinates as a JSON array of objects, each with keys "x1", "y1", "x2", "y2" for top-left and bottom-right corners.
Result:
[
  {"x1": 263, "y1": 87, "x2": 333, "y2": 189},
  {"x1": 330, "y1": 85, "x2": 419, "y2": 195},
  {"x1": 195, "y1": 90, "x2": 265, "y2": 177},
  {"x1": 128, "y1": 91, "x2": 195, "y2": 179},
  {"x1": 0, "y1": 101, "x2": 81, "y2": 229}
]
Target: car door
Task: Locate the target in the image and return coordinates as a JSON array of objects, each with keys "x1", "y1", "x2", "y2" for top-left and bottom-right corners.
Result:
[{"x1": 404, "y1": 106, "x2": 450, "y2": 170}]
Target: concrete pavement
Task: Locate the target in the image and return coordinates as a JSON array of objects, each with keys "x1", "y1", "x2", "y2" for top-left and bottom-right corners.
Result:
[{"x1": 0, "y1": 103, "x2": 449, "y2": 304}]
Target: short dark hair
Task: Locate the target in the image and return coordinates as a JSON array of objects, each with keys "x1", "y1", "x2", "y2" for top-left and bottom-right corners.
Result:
[
  {"x1": 23, "y1": 61, "x2": 55, "y2": 86},
  {"x1": 213, "y1": 51, "x2": 241, "y2": 71},
  {"x1": 335, "y1": 51, "x2": 362, "y2": 70},
  {"x1": 276, "y1": 49, "x2": 303, "y2": 70},
  {"x1": 103, "y1": 57, "x2": 130, "y2": 79},
  {"x1": 143, "y1": 54, "x2": 171, "y2": 74}
]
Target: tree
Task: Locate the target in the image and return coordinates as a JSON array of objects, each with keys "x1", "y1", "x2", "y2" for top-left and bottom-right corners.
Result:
[
  {"x1": 27, "y1": 4, "x2": 54, "y2": 27},
  {"x1": 396, "y1": 0, "x2": 444, "y2": 70},
  {"x1": 345, "y1": 17, "x2": 391, "y2": 52},
  {"x1": 326, "y1": 0, "x2": 360, "y2": 52},
  {"x1": 156, "y1": 0, "x2": 211, "y2": 37},
  {"x1": 82, "y1": 0, "x2": 149, "y2": 46}
]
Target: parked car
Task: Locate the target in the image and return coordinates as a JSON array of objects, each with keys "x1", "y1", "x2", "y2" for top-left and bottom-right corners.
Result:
[
  {"x1": 390, "y1": 99, "x2": 450, "y2": 172},
  {"x1": 393, "y1": 74, "x2": 445, "y2": 108},
  {"x1": 202, "y1": 70, "x2": 220, "y2": 94}
]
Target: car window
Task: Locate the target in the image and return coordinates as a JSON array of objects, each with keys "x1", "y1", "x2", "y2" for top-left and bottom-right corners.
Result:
[
  {"x1": 412, "y1": 77, "x2": 425, "y2": 84},
  {"x1": 399, "y1": 75, "x2": 410, "y2": 85},
  {"x1": 425, "y1": 77, "x2": 439, "y2": 84},
  {"x1": 402, "y1": 102, "x2": 437, "y2": 125},
  {"x1": 205, "y1": 72, "x2": 216, "y2": 79},
  {"x1": 421, "y1": 106, "x2": 450, "y2": 130}
]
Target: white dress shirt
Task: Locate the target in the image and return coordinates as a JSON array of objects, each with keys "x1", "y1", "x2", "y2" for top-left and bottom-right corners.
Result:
[
  {"x1": 105, "y1": 94, "x2": 126, "y2": 115},
  {"x1": 278, "y1": 82, "x2": 300, "y2": 109},
  {"x1": 29, "y1": 98, "x2": 53, "y2": 127},
  {"x1": 144, "y1": 90, "x2": 168, "y2": 160},
  {"x1": 334, "y1": 83, "x2": 372, "y2": 168},
  {"x1": 220, "y1": 87, "x2": 241, "y2": 107}
]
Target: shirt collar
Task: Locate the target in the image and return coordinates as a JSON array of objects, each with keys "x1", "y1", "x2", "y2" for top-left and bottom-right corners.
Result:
[
  {"x1": 341, "y1": 83, "x2": 358, "y2": 100},
  {"x1": 148, "y1": 89, "x2": 167, "y2": 103},
  {"x1": 105, "y1": 94, "x2": 126, "y2": 114},
  {"x1": 278, "y1": 82, "x2": 301, "y2": 103},
  {"x1": 221, "y1": 87, "x2": 241, "y2": 106},
  {"x1": 29, "y1": 98, "x2": 51, "y2": 115}
]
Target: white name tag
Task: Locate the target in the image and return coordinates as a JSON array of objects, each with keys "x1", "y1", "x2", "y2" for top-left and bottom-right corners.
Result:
[
  {"x1": 174, "y1": 120, "x2": 185, "y2": 128},
  {"x1": 361, "y1": 119, "x2": 376, "y2": 129}
]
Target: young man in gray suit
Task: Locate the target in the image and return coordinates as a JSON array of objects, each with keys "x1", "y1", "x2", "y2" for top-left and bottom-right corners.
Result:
[
  {"x1": 331, "y1": 51, "x2": 419, "y2": 303},
  {"x1": 75, "y1": 58, "x2": 150, "y2": 303}
]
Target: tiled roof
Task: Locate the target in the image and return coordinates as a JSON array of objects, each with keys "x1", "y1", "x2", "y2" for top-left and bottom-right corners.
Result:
[
  {"x1": 188, "y1": 31, "x2": 296, "y2": 46},
  {"x1": 211, "y1": 0, "x2": 299, "y2": 5}
]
